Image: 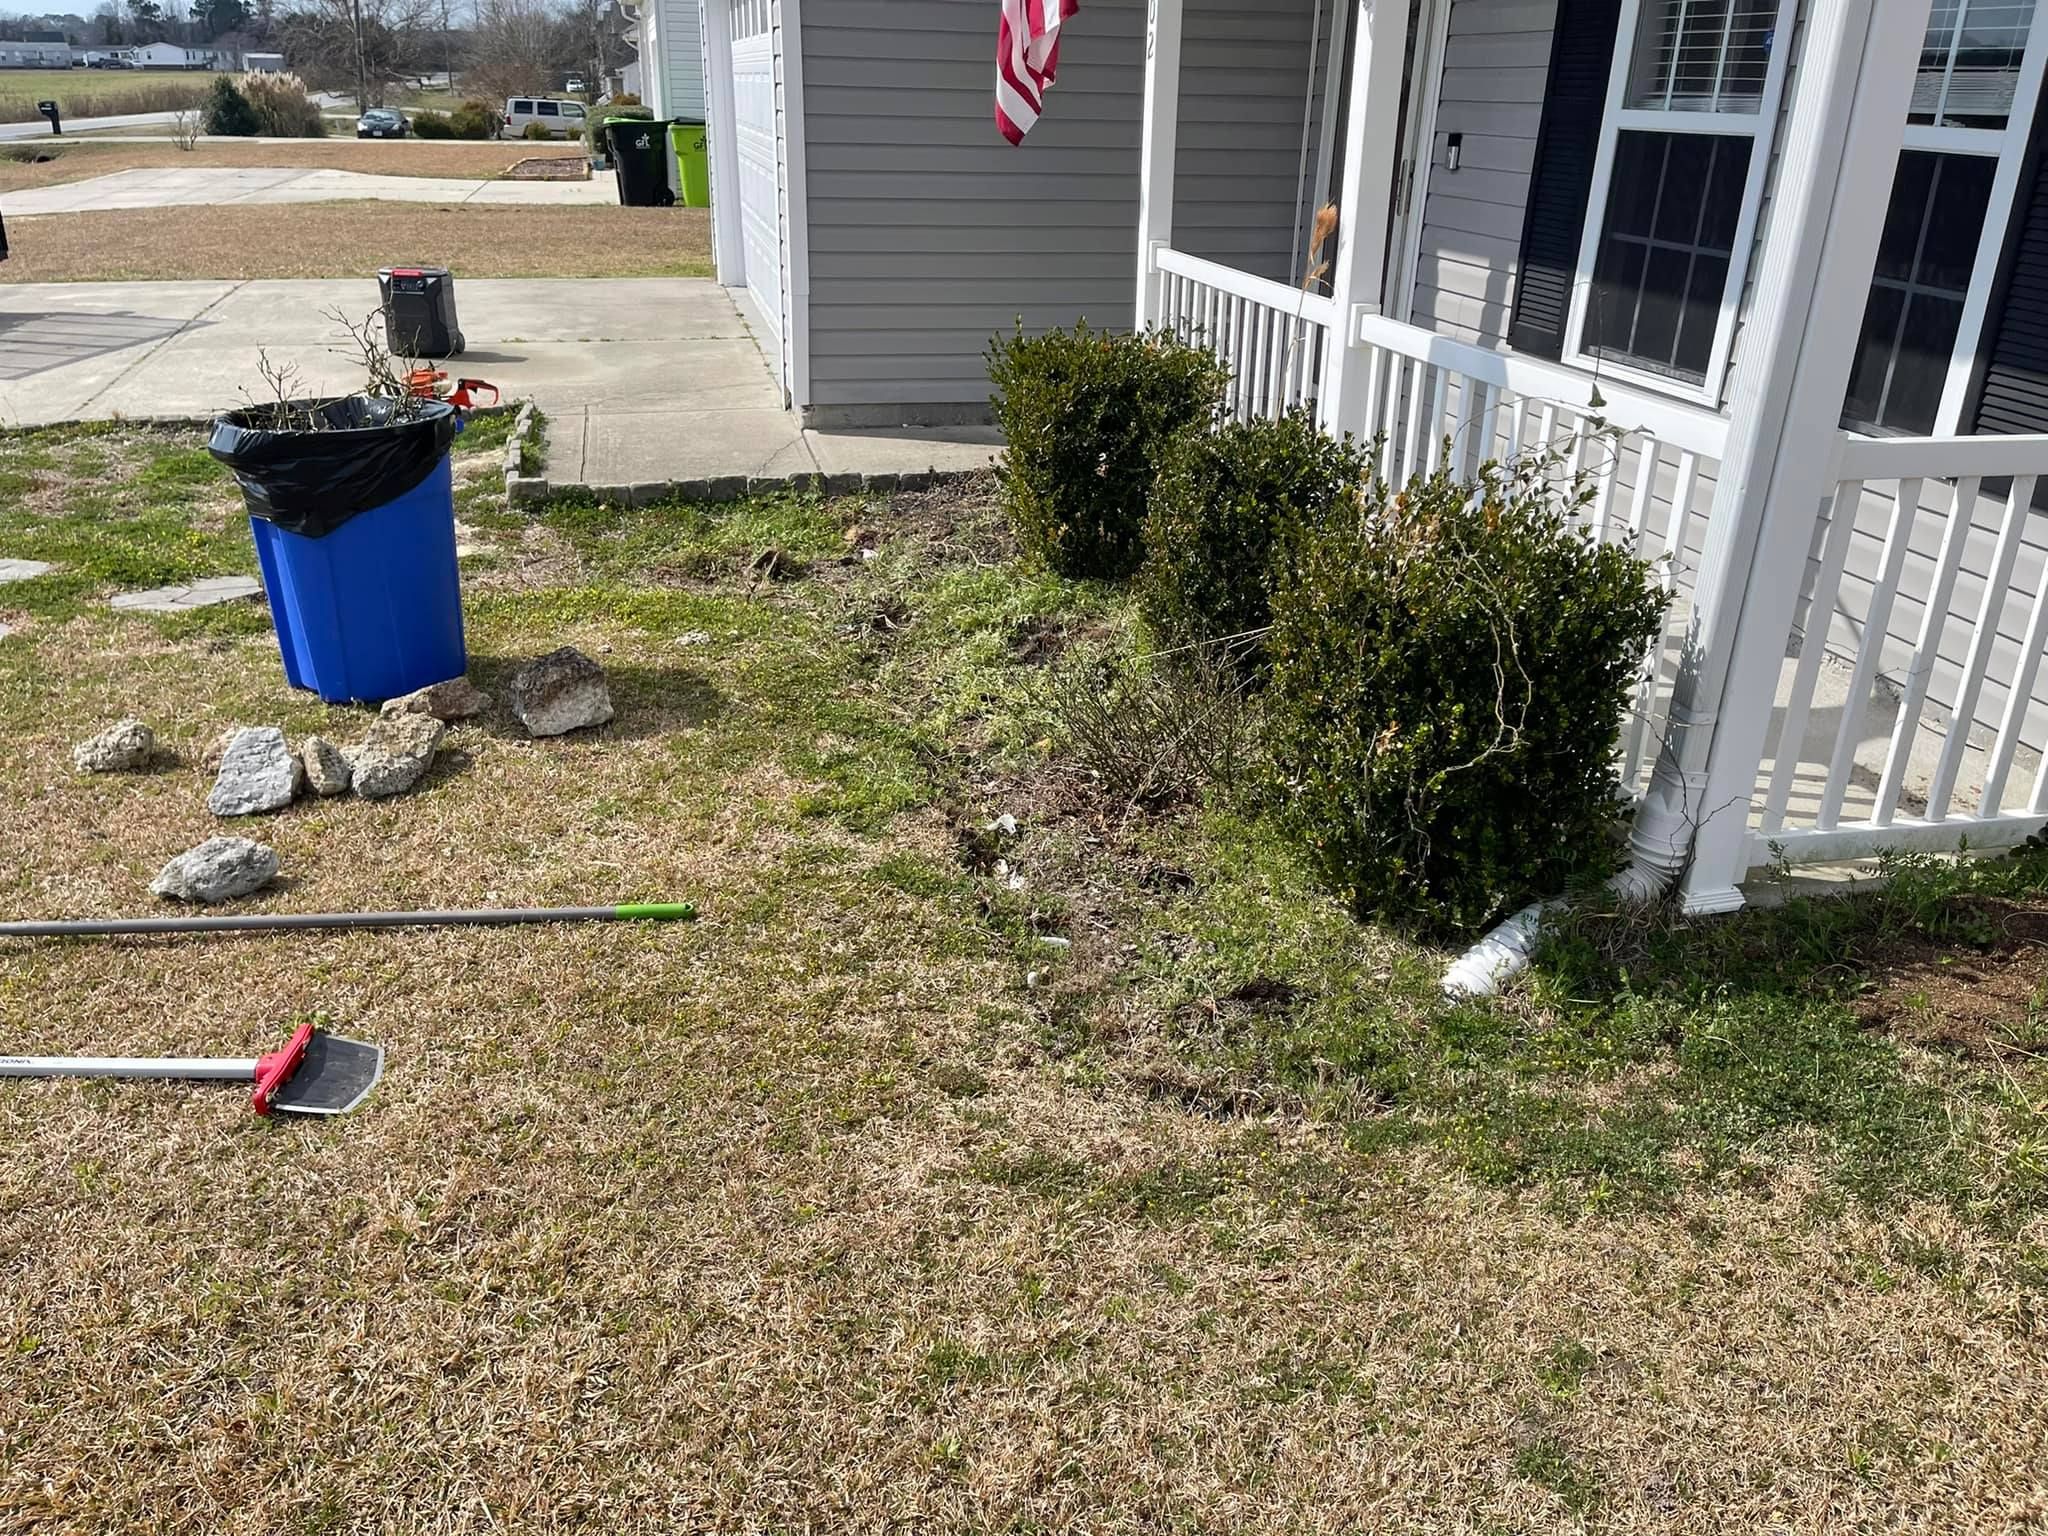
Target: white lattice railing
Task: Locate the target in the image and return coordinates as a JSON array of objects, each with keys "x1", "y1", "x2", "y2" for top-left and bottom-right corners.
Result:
[
  {"x1": 1154, "y1": 247, "x2": 1336, "y2": 422},
  {"x1": 1751, "y1": 432, "x2": 2048, "y2": 867}
]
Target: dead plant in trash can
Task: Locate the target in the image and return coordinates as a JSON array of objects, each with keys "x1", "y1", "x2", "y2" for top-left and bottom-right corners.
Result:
[{"x1": 237, "y1": 307, "x2": 433, "y2": 432}]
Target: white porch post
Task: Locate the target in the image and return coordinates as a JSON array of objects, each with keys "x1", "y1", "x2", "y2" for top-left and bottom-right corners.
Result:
[
  {"x1": 1624, "y1": 0, "x2": 1930, "y2": 912},
  {"x1": 1316, "y1": 0, "x2": 1404, "y2": 436},
  {"x1": 1136, "y1": 0, "x2": 1183, "y2": 328},
  {"x1": 701, "y1": 0, "x2": 745, "y2": 287}
]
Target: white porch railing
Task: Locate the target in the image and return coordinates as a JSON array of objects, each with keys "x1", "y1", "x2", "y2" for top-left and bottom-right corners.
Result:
[
  {"x1": 1155, "y1": 247, "x2": 1337, "y2": 422},
  {"x1": 1151, "y1": 240, "x2": 2048, "y2": 889},
  {"x1": 1751, "y1": 432, "x2": 2048, "y2": 867}
]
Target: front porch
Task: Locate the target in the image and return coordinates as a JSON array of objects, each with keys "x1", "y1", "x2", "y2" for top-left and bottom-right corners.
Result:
[{"x1": 1133, "y1": 0, "x2": 2048, "y2": 910}]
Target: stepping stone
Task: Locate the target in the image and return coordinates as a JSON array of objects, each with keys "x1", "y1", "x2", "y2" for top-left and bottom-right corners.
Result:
[
  {"x1": 0, "y1": 559, "x2": 54, "y2": 584},
  {"x1": 110, "y1": 575, "x2": 262, "y2": 613}
]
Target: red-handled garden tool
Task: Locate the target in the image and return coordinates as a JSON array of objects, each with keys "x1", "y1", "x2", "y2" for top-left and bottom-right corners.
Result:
[{"x1": 0, "y1": 1022, "x2": 384, "y2": 1117}]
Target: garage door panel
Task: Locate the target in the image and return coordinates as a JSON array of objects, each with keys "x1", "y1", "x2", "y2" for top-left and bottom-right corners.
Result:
[{"x1": 730, "y1": 7, "x2": 783, "y2": 362}]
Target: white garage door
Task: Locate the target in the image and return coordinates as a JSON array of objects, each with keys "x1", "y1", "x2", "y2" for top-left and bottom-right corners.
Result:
[{"x1": 729, "y1": 0, "x2": 785, "y2": 368}]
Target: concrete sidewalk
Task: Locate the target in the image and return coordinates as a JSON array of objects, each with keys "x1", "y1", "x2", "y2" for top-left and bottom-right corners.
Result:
[
  {"x1": 0, "y1": 278, "x2": 998, "y2": 488},
  {"x1": 5, "y1": 165, "x2": 617, "y2": 215}
]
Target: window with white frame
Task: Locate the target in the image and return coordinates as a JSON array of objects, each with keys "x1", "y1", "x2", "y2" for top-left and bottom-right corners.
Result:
[
  {"x1": 1842, "y1": 0, "x2": 2046, "y2": 434},
  {"x1": 1566, "y1": 0, "x2": 1791, "y2": 394}
]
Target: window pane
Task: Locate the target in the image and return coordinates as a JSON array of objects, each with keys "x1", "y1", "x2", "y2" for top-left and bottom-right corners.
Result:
[
  {"x1": 1585, "y1": 131, "x2": 1752, "y2": 382},
  {"x1": 1912, "y1": 0, "x2": 2035, "y2": 127},
  {"x1": 1842, "y1": 150, "x2": 1999, "y2": 433},
  {"x1": 1627, "y1": 0, "x2": 1781, "y2": 113}
]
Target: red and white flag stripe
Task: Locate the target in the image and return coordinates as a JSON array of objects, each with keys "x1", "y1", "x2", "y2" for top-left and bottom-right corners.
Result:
[{"x1": 996, "y1": 0, "x2": 1079, "y2": 145}]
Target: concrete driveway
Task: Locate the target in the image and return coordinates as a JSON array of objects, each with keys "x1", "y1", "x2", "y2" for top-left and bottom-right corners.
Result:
[
  {"x1": 0, "y1": 278, "x2": 751, "y2": 424},
  {"x1": 6, "y1": 166, "x2": 617, "y2": 215},
  {"x1": 0, "y1": 278, "x2": 1001, "y2": 487}
]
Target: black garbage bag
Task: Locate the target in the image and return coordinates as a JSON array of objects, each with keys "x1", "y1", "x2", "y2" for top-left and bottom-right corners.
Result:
[{"x1": 210, "y1": 395, "x2": 462, "y2": 539}]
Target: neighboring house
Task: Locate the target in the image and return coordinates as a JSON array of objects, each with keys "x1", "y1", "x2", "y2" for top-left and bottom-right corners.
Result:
[
  {"x1": 242, "y1": 50, "x2": 286, "y2": 72},
  {"x1": 632, "y1": 0, "x2": 703, "y2": 124},
  {"x1": 1129, "y1": 0, "x2": 2048, "y2": 916},
  {"x1": 0, "y1": 38, "x2": 71, "y2": 66},
  {"x1": 126, "y1": 42, "x2": 236, "y2": 69}
]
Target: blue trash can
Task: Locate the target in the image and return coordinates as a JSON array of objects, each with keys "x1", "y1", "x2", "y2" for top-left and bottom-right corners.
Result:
[
  {"x1": 212, "y1": 397, "x2": 467, "y2": 705},
  {"x1": 250, "y1": 453, "x2": 467, "y2": 703}
]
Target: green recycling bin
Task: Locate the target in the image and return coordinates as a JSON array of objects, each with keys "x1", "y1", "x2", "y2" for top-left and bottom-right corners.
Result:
[
  {"x1": 606, "y1": 115, "x2": 673, "y2": 206},
  {"x1": 670, "y1": 117, "x2": 709, "y2": 207}
]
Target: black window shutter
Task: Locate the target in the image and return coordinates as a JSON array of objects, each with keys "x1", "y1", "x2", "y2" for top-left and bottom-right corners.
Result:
[
  {"x1": 1968, "y1": 89, "x2": 2048, "y2": 438},
  {"x1": 1507, "y1": 0, "x2": 1623, "y2": 359}
]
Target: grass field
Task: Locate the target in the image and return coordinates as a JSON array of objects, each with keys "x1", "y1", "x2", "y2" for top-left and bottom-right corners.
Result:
[
  {"x1": 0, "y1": 138, "x2": 588, "y2": 194},
  {"x1": 0, "y1": 422, "x2": 2044, "y2": 1530},
  {"x1": 0, "y1": 201, "x2": 710, "y2": 280},
  {"x1": 0, "y1": 67, "x2": 219, "y2": 123}
]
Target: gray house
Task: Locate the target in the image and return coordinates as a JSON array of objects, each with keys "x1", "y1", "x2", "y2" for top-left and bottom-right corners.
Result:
[
  {"x1": 631, "y1": 0, "x2": 705, "y2": 123},
  {"x1": 701, "y1": 0, "x2": 1330, "y2": 428}
]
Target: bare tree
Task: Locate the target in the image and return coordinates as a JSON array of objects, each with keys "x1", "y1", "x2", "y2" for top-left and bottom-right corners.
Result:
[
  {"x1": 462, "y1": 0, "x2": 558, "y2": 105},
  {"x1": 278, "y1": 0, "x2": 433, "y2": 107}
]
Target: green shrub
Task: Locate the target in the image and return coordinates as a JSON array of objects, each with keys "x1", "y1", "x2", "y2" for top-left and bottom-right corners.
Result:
[
  {"x1": 240, "y1": 70, "x2": 324, "y2": 137},
  {"x1": 1143, "y1": 409, "x2": 1368, "y2": 672},
  {"x1": 987, "y1": 321, "x2": 1226, "y2": 581},
  {"x1": 522, "y1": 120, "x2": 553, "y2": 140},
  {"x1": 1266, "y1": 452, "x2": 1665, "y2": 935},
  {"x1": 202, "y1": 77, "x2": 260, "y2": 137},
  {"x1": 412, "y1": 109, "x2": 454, "y2": 138},
  {"x1": 448, "y1": 100, "x2": 498, "y2": 139},
  {"x1": 588, "y1": 101, "x2": 652, "y2": 153}
]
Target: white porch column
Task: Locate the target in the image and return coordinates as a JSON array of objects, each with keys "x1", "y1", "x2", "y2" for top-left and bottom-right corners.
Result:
[
  {"x1": 1136, "y1": 0, "x2": 1183, "y2": 328},
  {"x1": 1316, "y1": 0, "x2": 1404, "y2": 437},
  {"x1": 701, "y1": 0, "x2": 746, "y2": 287},
  {"x1": 1625, "y1": 0, "x2": 1930, "y2": 912}
]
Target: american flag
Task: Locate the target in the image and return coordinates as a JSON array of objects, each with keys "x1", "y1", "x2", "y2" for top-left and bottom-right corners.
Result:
[{"x1": 996, "y1": 0, "x2": 1080, "y2": 145}]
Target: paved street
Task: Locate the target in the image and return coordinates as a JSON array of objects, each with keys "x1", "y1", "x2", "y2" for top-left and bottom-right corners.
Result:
[
  {"x1": 0, "y1": 278, "x2": 999, "y2": 486},
  {"x1": 5, "y1": 165, "x2": 616, "y2": 215}
]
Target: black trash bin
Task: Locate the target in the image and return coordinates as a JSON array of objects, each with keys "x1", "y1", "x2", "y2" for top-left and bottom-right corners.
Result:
[
  {"x1": 607, "y1": 117, "x2": 675, "y2": 207},
  {"x1": 377, "y1": 265, "x2": 464, "y2": 357}
]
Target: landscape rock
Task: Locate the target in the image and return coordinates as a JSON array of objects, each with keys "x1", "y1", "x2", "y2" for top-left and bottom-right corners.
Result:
[
  {"x1": 149, "y1": 837, "x2": 279, "y2": 903},
  {"x1": 381, "y1": 676, "x2": 491, "y2": 722},
  {"x1": 207, "y1": 726, "x2": 303, "y2": 816},
  {"x1": 72, "y1": 718, "x2": 156, "y2": 773},
  {"x1": 300, "y1": 736, "x2": 353, "y2": 797},
  {"x1": 351, "y1": 711, "x2": 445, "y2": 798},
  {"x1": 508, "y1": 647, "x2": 614, "y2": 737}
]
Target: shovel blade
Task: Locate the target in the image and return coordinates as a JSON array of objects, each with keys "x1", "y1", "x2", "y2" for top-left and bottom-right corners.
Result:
[{"x1": 268, "y1": 1031, "x2": 383, "y2": 1116}]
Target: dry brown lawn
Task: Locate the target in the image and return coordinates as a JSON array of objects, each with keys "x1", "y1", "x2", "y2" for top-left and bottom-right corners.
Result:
[
  {"x1": 0, "y1": 139, "x2": 589, "y2": 194},
  {"x1": 0, "y1": 429, "x2": 2044, "y2": 1532},
  {"x1": 0, "y1": 202, "x2": 712, "y2": 281}
]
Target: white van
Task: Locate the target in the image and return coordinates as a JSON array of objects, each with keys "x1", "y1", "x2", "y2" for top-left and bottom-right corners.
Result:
[{"x1": 501, "y1": 96, "x2": 587, "y2": 140}]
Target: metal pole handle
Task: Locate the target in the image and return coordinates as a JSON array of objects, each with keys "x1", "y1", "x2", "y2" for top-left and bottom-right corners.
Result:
[{"x1": 0, "y1": 1056, "x2": 257, "y2": 1080}]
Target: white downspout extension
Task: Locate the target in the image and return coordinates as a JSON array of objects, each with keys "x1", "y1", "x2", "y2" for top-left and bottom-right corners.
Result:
[{"x1": 1444, "y1": 0, "x2": 1931, "y2": 998}]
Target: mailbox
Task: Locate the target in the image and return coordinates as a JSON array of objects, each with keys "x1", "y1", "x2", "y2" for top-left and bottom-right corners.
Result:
[{"x1": 36, "y1": 100, "x2": 61, "y2": 135}]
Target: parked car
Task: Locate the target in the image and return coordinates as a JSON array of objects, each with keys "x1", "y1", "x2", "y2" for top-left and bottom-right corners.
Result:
[
  {"x1": 499, "y1": 96, "x2": 586, "y2": 140},
  {"x1": 356, "y1": 108, "x2": 409, "y2": 139},
  {"x1": 565, "y1": 75, "x2": 584, "y2": 93}
]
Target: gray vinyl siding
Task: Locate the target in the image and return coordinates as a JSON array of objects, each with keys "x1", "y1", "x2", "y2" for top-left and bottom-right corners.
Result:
[
  {"x1": 797, "y1": 0, "x2": 1146, "y2": 418},
  {"x1": 1170, "y1": 0, "x2": 1333, "y2": 286},
  {"x1": 1410, "y1": 0, "x2": 1555, "y2": 346},
  {"x1": 645, "y1": 0, "x2": 705, "y2": 120}
]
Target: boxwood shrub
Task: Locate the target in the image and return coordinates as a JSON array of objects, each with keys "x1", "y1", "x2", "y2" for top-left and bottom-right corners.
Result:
[
  {"x1": 987, "y1": 322, "x2": 1226, "y2": 581},
  {"x1": 1266, "y1": 455, "x2": 1664, "y2": 934},
  {"x1": 1142, "y1": 408, "x2": 1368, "y2": 673}
]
